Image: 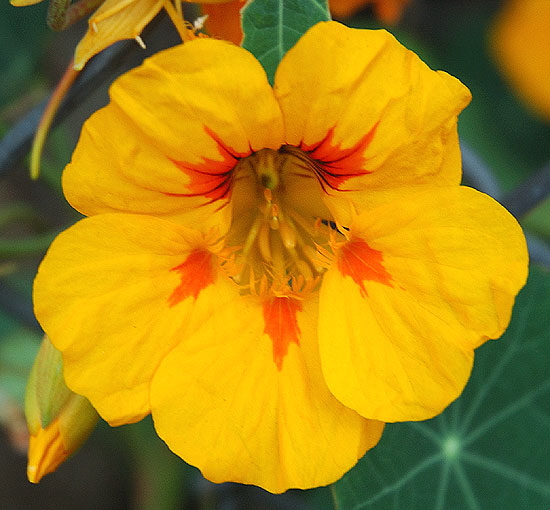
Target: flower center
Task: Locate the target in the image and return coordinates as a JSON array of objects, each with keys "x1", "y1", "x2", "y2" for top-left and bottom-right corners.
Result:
[{"x1": 226, "y1": 147, "x2": 340, "y2": 296}]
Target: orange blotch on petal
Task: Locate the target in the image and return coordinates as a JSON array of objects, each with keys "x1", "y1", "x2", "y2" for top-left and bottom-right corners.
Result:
[
  {"x1": 169, "y1": 249, "x2": 216, "y2": 306},
  {"x1": 263, "y1": 297, "x2": 303, "y2": 371},
  {"x1": 337, "y1": 239, "x2": 392, "y2": 297},
  {"x1": 300, "y1": 123, "x2": 378, "y2": 191},
  {"x1": 168, "y1": 126, "x2": 251, "y2": 203}
]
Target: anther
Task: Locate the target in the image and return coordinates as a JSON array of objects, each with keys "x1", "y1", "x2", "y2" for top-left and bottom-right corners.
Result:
[
  {"x1": 135, "y1": 35, "x2": 146, "y2": 49},
  {"x1": 278, "y1": 219, "x2": 297, "y2": 249}
]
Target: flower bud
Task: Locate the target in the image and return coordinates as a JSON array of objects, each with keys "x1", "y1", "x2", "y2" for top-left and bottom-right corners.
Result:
[{"x1": 25, "y1": 337, "x2": 99, "y2": 483}]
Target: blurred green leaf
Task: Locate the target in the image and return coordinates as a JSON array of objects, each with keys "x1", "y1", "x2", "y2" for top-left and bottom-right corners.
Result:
[
  {"x1": 427, "y1": 4, "x2": 550, "y2": 190},
  {"x1": 120, "y1": 417, "x2": 190, "y2": 510},
  {"x1": 0, "y1": 329, "x2": 40, "y2": 403},
  {"x1": 0, "y1": 231, "x2": 58, "y2": 260},
  {"x1": 0, "y1": 1, "x2": 50, "y2": 107},
  {"x1": 332, "y1": 266, "x2": 550, "y2": 509},
  {"x1": 242, "y1": 0, "x2": 330, "y2": 84},
  {"x1": 523, "y1": 199, "x2": 550, "y2": 241}
]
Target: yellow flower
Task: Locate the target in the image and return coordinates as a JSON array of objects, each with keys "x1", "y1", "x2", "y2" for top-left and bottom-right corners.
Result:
[
  {"x1": 25, "y1": 337, "x2": 99, "y2": 483},
  {"x1": 491, "y1": 0, "x2": 550, "y2": 121},
  {"x1": 33, "y1": 21, "x2": 528, "y2": 492}
]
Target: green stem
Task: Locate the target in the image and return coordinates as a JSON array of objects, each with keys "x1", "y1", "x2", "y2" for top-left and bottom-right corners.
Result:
[{"x1": 47, "y1": 0, "x2": 104, "y2": 31}]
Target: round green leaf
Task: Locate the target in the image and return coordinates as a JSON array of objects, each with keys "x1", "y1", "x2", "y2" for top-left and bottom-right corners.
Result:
[{"x1": 333, "y1": 266, "x2": 550, "y2": 509}]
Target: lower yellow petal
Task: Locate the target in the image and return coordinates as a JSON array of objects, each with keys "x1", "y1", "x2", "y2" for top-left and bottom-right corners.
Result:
[
  {"x1": 151, "y1": 297, "x2": 383, "y2": 493},
  {"x1": 320, "y1": 272, "x2": 474, "y2": 422},
  {"x1": 34, "y1": 214, "x2": 237, "y2": 425},
  {"x1": 319, "y1": 187, "x2": 527, "y2": 422}
]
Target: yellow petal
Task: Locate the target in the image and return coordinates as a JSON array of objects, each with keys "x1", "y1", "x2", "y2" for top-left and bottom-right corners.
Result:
[
  {"x1": 27, "y1": 393, "x2": 98, "y2": 483},
  {"x1": 73, "y1": 0, "x2": 164, "y2": 70},
  {"x1": 491, "y1": 0, "x2": 550, "y2": 120},
  {"x1": 62, "y1": 106, "x2": 232, "y2": 231},
  {"x1": 10, "y1": 0, "x2": 44, "y2": 6},
  {"x1": 274, "y1": 21, "x2": 471, "y2": 211},
  {"x1": 319, "y1": 187, "x2": 528, "y2": 422},
  {"x1": 33, "y1": 214, "x2": 238, "y2": 425},
  {"x1": 151, "y1": 296, "x2": 383, "y2": 493},
  {"x1": 27, "y1": 419, "x2": 67, "y2": 483},
  {"x1": 64, "y1": 39, "x2": 283, "y2": 224}
]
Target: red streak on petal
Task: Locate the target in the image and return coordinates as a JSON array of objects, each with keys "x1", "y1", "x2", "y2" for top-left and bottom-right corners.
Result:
[
  {"x1": 263, "y1": 297, "x2": 303, "y2": 371},
  {"x1": 167, "y1": 126, "x2": 252, "y2": 203},
  {"x1": 300, "y1": 123, "x2": 378, "y2": 191},
  {"x1": 338, "y1": 239, "x2": 392, "y2": 297},
  {"x1": 168, "y1": 249, "x2": 216, "y2": 306}
]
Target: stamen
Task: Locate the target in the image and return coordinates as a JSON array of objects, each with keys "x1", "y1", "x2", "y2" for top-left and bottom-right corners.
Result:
[
  {"x1": 258, "y1": 222, "x2": 272, "y2": 263},
  {"x1": 241, "y1": 216, "x2": 264, "y2": 259},
  {"x1": 134, "y1": 35, "x2": 146, "y2": 49},
  {"x1": 286, "y1": 208, "x2": 318, "y2": 237},
  {"x1": 302, "y1": 244, "x2": 325, "y2": 272},
  {"x1": 293, "y1": 256, "x2": 314, "y2": 281},
  {"x1": 162, "y1": 0, "x2": 195, "y2": 42},
  {"x1": 278, "y1": 219, "x2": 296, "y2": 249},
  {"x1": 269, "y1": 203, "x2": 280, "y2": 230},
  {"x1": 270, "y1": 237, "x2": 287, "y2": 278},
  {"x1": 226, "y1": 145, "x2": 341, "y2": 297}
]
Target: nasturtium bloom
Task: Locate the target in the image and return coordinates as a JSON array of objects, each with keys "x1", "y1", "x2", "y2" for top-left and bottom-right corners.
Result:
[
  {"x1": 491, "y1": 0, "x2": 550, "y2": 121},
  {"x1": 34, "y1": 21, "x2": 528, "y2": 492}
]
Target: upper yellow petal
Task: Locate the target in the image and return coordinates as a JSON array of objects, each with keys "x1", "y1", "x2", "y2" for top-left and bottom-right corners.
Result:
[
  {"x1": 64, "y1": 39, "x2": 283, "y2": 224},
  {"x1": 274, "y1": 21, "x2": 471, "y2": 212},
  {"x1": 319, "y1": 187, "x2": 528, "y2": 422},
  {"x1": 33, "y1": 213, "x2": 238, "y2": 425},
  {"x1": 151, "y1": 296, "x2": 383, "y2": 493}
]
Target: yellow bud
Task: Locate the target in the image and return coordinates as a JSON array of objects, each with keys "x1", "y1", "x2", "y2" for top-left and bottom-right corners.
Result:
[{"x1": 25, "y1": 337, "x2": 99, "y2": 483}]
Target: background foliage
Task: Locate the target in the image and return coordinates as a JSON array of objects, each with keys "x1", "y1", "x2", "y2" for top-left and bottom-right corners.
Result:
[{"x1": 0, "y1": 0, "x2": 549, "y2": 508}]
